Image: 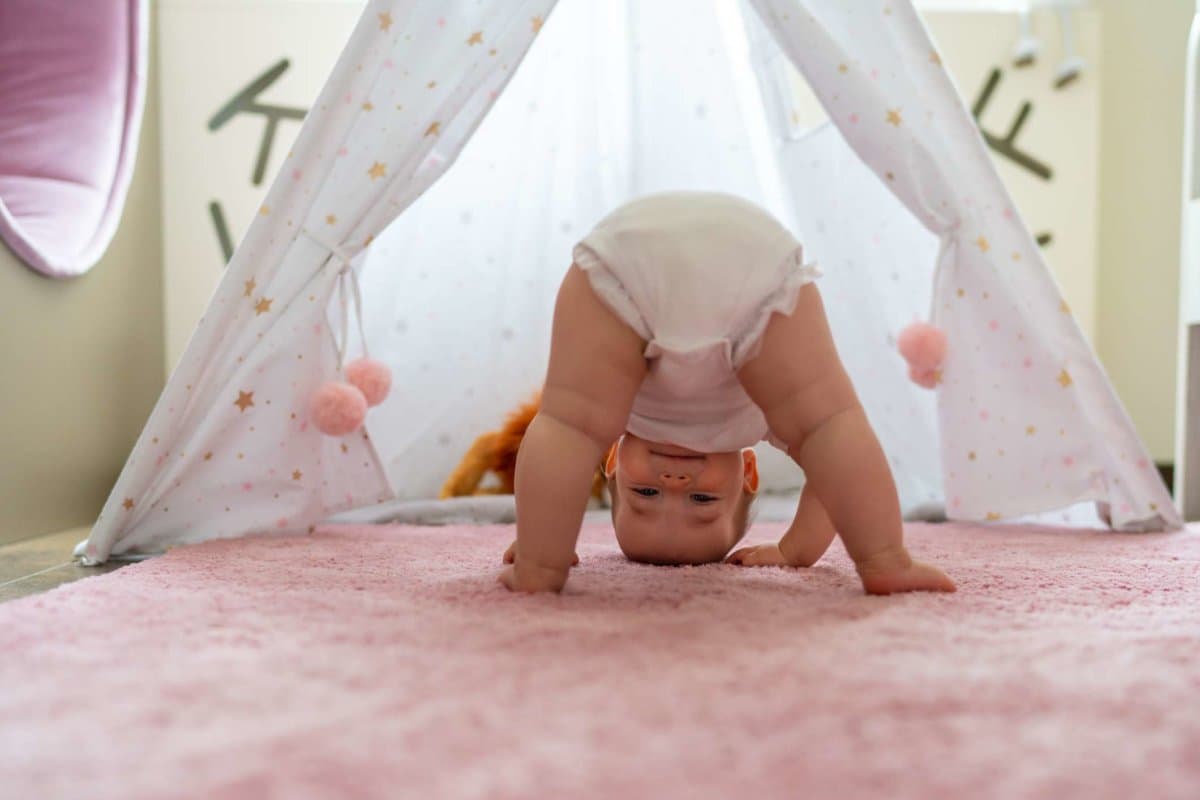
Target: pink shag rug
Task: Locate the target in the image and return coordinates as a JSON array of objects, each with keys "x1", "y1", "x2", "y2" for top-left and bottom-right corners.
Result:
[{"x1": 2, "y1": 521, "x2": 1199, "y2": 799}]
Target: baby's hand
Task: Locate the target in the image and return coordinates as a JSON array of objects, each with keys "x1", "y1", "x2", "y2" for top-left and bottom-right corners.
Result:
[
  {"x1": 724, "y1": 542, "x2": 793, "y2": 567},
  {"x1": 502, "y1": 540, "x2": 579, "y2": 567},
  {"x1": 497, "y1": 540, "x2": 578, "y2": 593}
]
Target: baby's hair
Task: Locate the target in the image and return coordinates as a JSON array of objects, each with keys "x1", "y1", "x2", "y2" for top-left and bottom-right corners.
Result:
[{"x1": 605, "y1": 474, "x2": 757, "y2": 557}]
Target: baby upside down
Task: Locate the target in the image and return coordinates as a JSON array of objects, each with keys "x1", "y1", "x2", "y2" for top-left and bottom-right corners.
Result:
[{"x1": 499, "y1": 192, "x2": 955, "y2": 596}]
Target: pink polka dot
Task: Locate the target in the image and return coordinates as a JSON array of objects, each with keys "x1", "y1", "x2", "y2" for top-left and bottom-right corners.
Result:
[
  {"x1": 952, "y1": 496, "x2": 961, "y2": 509},
  {"x1": 242, "y1": 482, "x2": 254, "y2": 492},
  {"x1": 383, "y1": 59, "x2": 394, "y2": 69},
  {"x1": 1003, "y1": 208, "x2": 1014, "y2": 220},
  {"x1": 1136, "y1": 458, "x2": 1150, "y2": 470},
  {"x1": 988, "y1": 320, "x2": 999, "y2": 331},
  {"x1": 1022, "y1": 357, "x2": 1033, "y2": 369},
  {"x1": 437, "y1": 17, "x2": 446, "y2": 27},
  {"x1": 1062, "y1": 456, "x2": 1075, "y2": 468},
  {"x1": 870, "y1": 69, "x2": 879, "y2": 80},
  {"x1": 849, "y1": 113, "x2": 860, "y2": 124},
  {"x1": 1120, "y1": 503, "x2": 1131, "y2": 514},
  {"x1": 300, "y1": 421, "x2": 309, "y2": 433},
  {"x1": 979, "y1": 410, "x2": 990, "y2": 421},
  {"x1": 337, "y1": 147, "x2": 349, "y2": 157},
  {"x1": 345, "y1": 492, "x2": 354, "y2": 503},
  {"x1": 276, "y1": 518, "x2": 289, "y2": 529},
  {"x1": 313, "y1": 324, "x2": 323, "y2": 335},
  {"x1": 291, "y1": 169, "x2": 303, "y2": 181}
]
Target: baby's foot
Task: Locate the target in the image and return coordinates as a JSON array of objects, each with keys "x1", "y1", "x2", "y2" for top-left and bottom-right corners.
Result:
[
  {"x1": 725, "y1": 542, "x2": 791, "y2": 567},
  {"x1": 855, "y1": 547, "x2": 956, "y2": 595},
  {"x1": 503, "y1": 540, "x2": 579, "y2": 566}
]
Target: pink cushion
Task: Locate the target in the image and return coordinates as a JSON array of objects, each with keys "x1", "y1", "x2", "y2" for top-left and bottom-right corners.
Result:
[{"x1": 0, "y1": 0, "x2": 146, "y2": 278}]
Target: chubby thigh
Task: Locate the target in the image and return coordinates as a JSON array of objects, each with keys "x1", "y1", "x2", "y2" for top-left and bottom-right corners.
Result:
[
  {"x1": 541, "y1": 265, "x2": 649, "y2": 446},
  {"x1": 735, "y1": 283, "x2": 860, "y2": 451}
]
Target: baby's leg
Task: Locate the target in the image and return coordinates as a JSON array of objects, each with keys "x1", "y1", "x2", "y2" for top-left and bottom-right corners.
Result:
[
  {"x1": 737, "y1": 284, "x2": 955, "y2": 594},
  {"x1": 502, "y1": 265, "x2": 647, "y2": 592}
]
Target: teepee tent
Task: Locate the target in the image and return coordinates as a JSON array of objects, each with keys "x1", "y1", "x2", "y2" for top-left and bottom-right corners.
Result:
[{"x1": 77, "y1": 0, "x2": 1179, "y2": 565}]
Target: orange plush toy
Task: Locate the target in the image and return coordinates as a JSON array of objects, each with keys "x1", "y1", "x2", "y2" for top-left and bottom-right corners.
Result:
[{"x1": 439, "y1": 391, "x2": 608, "y2": 502}]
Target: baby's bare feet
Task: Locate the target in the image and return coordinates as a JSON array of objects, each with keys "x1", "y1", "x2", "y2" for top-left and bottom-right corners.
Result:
[{"x1": 854, "y1": 546, "x2": 956, "y2": 595}]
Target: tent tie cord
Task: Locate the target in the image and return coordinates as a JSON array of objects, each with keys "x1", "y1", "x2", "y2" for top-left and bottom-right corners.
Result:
[{"x1": 300, "y1": 225, "x2": 370, "y2": 372}]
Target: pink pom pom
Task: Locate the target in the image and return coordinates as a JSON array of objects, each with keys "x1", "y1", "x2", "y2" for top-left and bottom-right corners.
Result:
[
  {"x1": 310, "y1": 382, "x2": 367, "y2": 436},
  {"x1": 909, "y1": 365, "x2": 941, "y2": 389},
  {"x1": 344, "y1": 358, "x2": 392, "y2": 407},
  {"x1": 897, "y1": 322, "x2": 947, "y2": 370}
]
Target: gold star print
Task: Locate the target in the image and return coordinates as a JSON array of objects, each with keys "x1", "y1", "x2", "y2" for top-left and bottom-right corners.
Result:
[
  {"x1": 1057, "y1": 369, "x2": 1073, "y2": 389},
  {"x1": 362, "y1": 101, "x2": 374, "y2": 111},
  {"x1": 254, "y1": 297, "x2": 273, "y2": 315},
  {"x1": 976, "y1": 236, "x2": 990, "y2": 252},
  {"x1": 425, "y1": 121, "x2": 441, "y2": 137},
  {"x1": 531, "y1": 15, "x2": 544, "y2": 33},
  {"x1": 1059, "y1": 300, "x2": 1071, "y2": 314},
  {"x1": 466, "y1": 31, "x2": 483, "y2": 46},
  {"x1": 122, "y1": 498, "x2": 135, "y2": 510},
  {"x1": 235, "y1": 391, "x2": 255, "y2": 412},
  {"x1": 489, "y1": 48, "x2": 497, "y2": 57},
  {"x1": 932, "y1": 369, "x2": 943, "y2": 385},
  {"x1": 985, "y1": 512, "x2": 1002, "y2": 521},
  {"x1": 341, "y1": 443, "x2": 349, "y2": 454},
  {"x1": 930, "y1": 50, "x2": 942, "y2": 65},
  {"x1": 364, "y1": 234, "x2": 376, "y2": 247},
  {"x1": 378, "y1": 11, "x2": 393, "y2": 31},
  {"x1": 204, "y1": 451, "x2": 213, "y2": 461},
  {"x1": 886, "y1": 108, "x2": 903, "y2": 126},
  {"x1": 292, "y1": 470, "x2": 303, "y2": 481},
  {"x1": 838, "y1": 63, "x2": 848, "y2": 74},
  {"x1": 968, "y1": 451, "x2": 977, "y2": 461},
  {"x1": 244, "y1": 278, "x2": 256, "y2": 298},
  {"x1": 1026, "y1": 426, "x2": 1037, "y2": 436},
  {"x1": 427, "y1": 80, "x2": 437, "y2": 89},
  {"x1": 325, "y1": 214, "x2": 337, "y2": 226},
  {"x1": 368, "y1": 161, "x2": 387, "y2": 180},
  {"x1": 259, "y1": 205, "x2": 271, "y2": 216}
]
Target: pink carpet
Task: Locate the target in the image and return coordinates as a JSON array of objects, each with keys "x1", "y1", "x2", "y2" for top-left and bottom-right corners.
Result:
[{"x1": 2, "y1": 522, "x2": 1199, "y2": 799}]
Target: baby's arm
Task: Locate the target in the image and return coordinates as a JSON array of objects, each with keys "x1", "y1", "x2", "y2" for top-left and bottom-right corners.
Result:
[
  {"x1": 726, "y1": 483, "x2": 836, "y2": 567},
  {"x1": 737, "y1": 284, "x2": 955, "y2": 594},
  {"x1": 499, "y1": 265, "x2": 647, "y2": 593}
]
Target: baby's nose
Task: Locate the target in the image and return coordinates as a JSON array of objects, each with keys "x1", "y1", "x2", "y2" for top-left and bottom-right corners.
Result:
[{"x1": 658, "y1": 471, "x2": 692, "y2": 488}]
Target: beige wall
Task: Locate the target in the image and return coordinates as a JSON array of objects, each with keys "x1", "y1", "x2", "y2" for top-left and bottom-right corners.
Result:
[
  {"x1": 1096, "y1": 0, "x2": 1192, "y2": 462},
  {"x1": 0, "y1": 52, "x2": 164, "y2": 545}
]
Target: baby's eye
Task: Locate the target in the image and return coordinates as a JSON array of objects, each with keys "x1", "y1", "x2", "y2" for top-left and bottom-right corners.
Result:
[
  {"x1": 690, "y1": 494, "x2": 718, "y2": 504},
  {"x1": 632, "y1": 487, "x2": 660, "y2": 497}
]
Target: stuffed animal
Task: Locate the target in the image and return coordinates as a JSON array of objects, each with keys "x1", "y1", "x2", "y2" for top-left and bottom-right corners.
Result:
[{"x1": 439, "y1": 392, "x2": 608, "y2": 502}]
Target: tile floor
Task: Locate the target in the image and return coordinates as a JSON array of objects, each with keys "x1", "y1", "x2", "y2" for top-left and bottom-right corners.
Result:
[{"x1": 0, "y1": 528, "x2": 128, "y2": 603}]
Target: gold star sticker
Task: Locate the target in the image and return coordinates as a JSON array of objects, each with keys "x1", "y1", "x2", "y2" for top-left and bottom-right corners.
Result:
[
  {"x1": 489, "y1": 48, "x2": 497, "y2": 56},
  {"x1": 325, "y1": 214, "x2": 337, "y2": 225},
  {"x1": 1059, "y1": 299, "x2": 1071, "y2": 314},
  {"x1": 531, "y1": 15, "x2": 544, "y2": 33},
  {"x1": 244, "y1": 278, "x2": 257, "y2": 298},
  {"x1": 956, "y1": 288, "x2": 965, "y2": 297},
  {"x1": 930, "y1": 50, "x2": 942, "y2": 65},
  {"x1": 368, "y1": 161, "x2": 387, "y2": 180},
  {"x1": 292, "y1": 470, "x2": 303, "y2": 481},
  {"x1": 838, "y1": 63, "x2": 848, "y2": 74},
  {"x1": 364, "y1": 234, "x2": 376, "y2": 247},
  {"x1": 1012, "y1": 252, "x2": 1022, "y2": 262},
  {"x1": 968, "y1": 451, "x2": 977, "y2": 461},
  {"x1": 235, "y1": 391, "x2": 255, "y2": 412},
  {"x1": 932, "y1": 369, "x2": 943, "y2": 385},
  {"x1": 259, "y1": 204, "x2": 271, "y2": 216},
  {"x1": 1057, "y1": 369, "x2": 1073, "y2": 389},
  {"x1": 466, "y1": 31, "x2": 483, "y2": 46},
  {"x1": 204, "y1": 451, "x2": 213, "y2": 461},
  {"x1": 427, "y1": 80, "x2": 437, "y2": 89},
  {"x1": 886, "y1": 108, "x2": 903, "y2": 126},
  {"x1": 985, "y1": 512, "x2": 1002, "y2": 521},
  {"x1": 1026, "y1": 426, "x2": 1037, "y2": 436},
  {"x1": 425, "y1": 121, "x2": 441, "y2": 137},
  {"x1": 122, "y1": 498, "x2": 135, "y2": 510},
  {"x1": 362, "y1": 101, "x2": 374, "y2": 111},
  {"x1": 254, "y1": 297, "x2": 273, "y2": 315},
  {"x1": 976, "y1": 235, "x2": 990, "y2": 252},
  {"x1": 378, "y1": 11, "x2": 393, "y2": 31},
  {"x1": 340, "y1": 443, "x2": 349, "y2": 454}
]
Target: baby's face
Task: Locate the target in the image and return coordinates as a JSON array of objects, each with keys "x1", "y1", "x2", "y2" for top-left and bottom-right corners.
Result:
[{"x1": 608, "y1": 434, "x2": 757, "y2": 565}]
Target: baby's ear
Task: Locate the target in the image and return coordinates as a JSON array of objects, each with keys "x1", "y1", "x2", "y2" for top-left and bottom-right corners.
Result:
[
  {"x1": 742, "y1": 449, "x2": 759, "y2": 495},
  {"x1": 604, "y1": 442, "x2": 619, "y2": 478}
]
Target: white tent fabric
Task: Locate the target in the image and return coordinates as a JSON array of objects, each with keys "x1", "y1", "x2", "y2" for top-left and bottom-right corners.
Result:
[{"x1": 78, "y1": 0, "x2": 1179, "y2": 565}]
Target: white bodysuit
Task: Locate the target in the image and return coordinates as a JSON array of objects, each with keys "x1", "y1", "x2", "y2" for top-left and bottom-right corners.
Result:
[{"x1": 572, "y1": 191, "x2": 821, "y2": 453}]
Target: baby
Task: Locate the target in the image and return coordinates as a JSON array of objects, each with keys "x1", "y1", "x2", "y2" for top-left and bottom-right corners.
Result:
[{"x1": 499, "y1": 192, "x2": 955, "y2": 595}]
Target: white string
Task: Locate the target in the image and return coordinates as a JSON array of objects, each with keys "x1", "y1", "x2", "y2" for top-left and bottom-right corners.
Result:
[{"x1": 302, "y1": 226, "x2": 371, "y2": 371}]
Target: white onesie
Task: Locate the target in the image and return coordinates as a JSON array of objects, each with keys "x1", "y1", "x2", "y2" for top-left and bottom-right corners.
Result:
[{"x1": 572, "y1": 191, "x2": 821, "y2": 453}]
